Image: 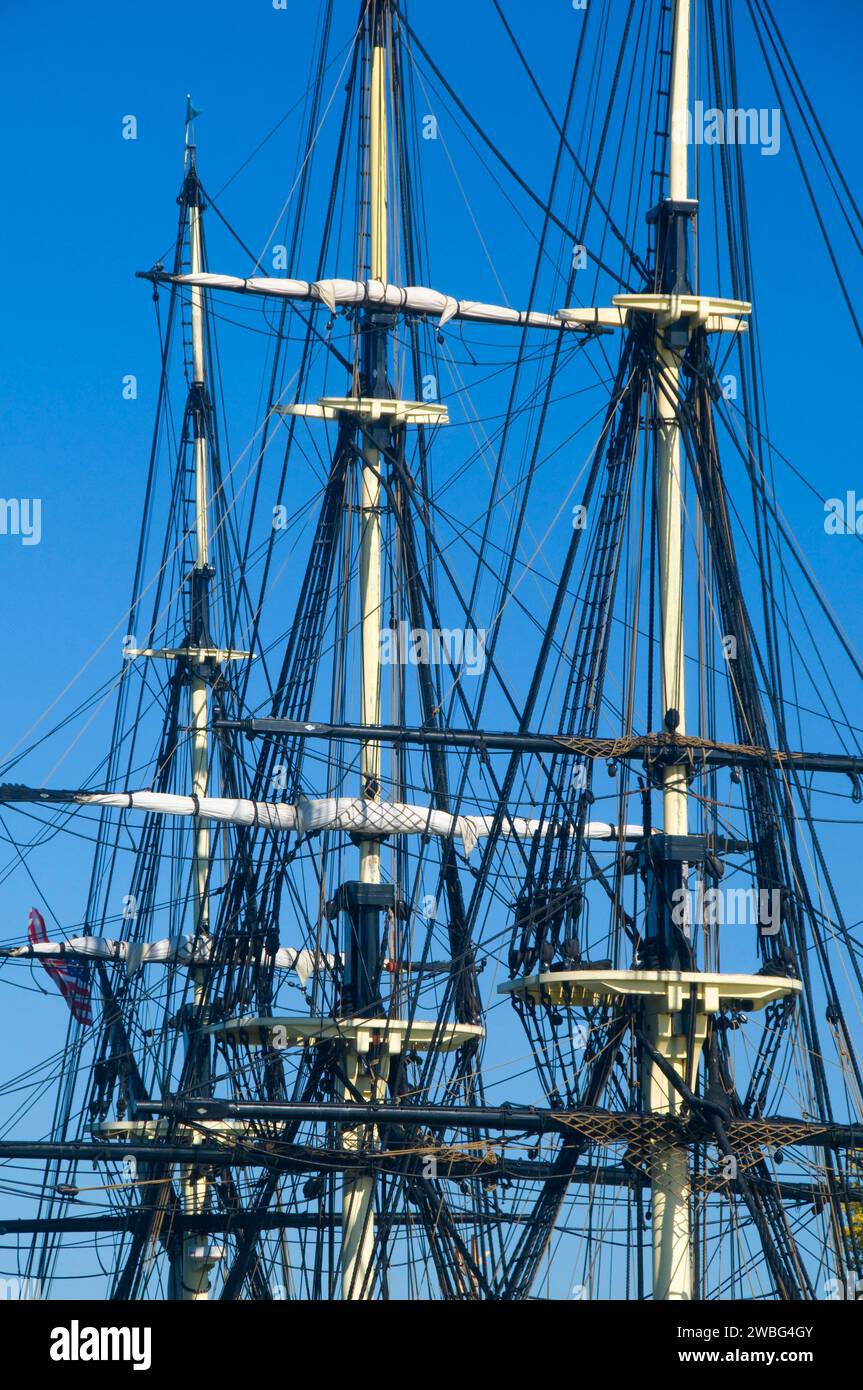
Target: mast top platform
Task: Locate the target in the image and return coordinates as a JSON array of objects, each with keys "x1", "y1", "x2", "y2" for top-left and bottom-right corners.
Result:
[
  {"x1": 500, "y1": 969, "x2": 801, "y2": 1013},
  {"x1": 205, "y1": 1014, "x2": 484, "y2": 1054},
  {"x1": 277, "y1": 397, "x2": 448, "y2": 428},
  {"x1": 556, "y1": 295, "x2": 751, "y2": 335}
]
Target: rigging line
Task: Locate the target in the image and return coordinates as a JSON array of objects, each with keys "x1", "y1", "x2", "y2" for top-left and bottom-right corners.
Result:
[
  {"x1": 0, "y1": 405, "x2": 183, "y2": 774},
  {"x1": 490, "y1": 0, "x2": 647, "y2": 284},
  {"x1": 755, "y1": 0, "x2": 863, "y2": 236},
  {"x1": 392, "y1": 1, "x2": 639, "y2": 295},
  {"x1": 0, "y1": 368, "x2": 304, "y2": 800},
  {"x1": 680, "y1": 326, "x2": 856, "y2": 761},
  {"x1": 438, "y1": 341, "x2": 588, "y2": 607},
  {"x1": 748, "y1": 0, "x2": 863, "y2": 260},
  {"x1": 457, "y1": 0, "x2": 639, "y2": 762},
  {"x1": 252, "y1": 18, "x2": 362, "y2": 274},
  {"x1": 406, "y1": 468, "x2": 863, "y2": 747},
  {"x1": 658, "y1": 351, "x2": 857, "y2": 766},
  {"x1": 341, "y1": 438, "x2": 529, "y2": 742},
  {"x1": 420, "y1": 342, "x2": 604, "y2": 505},
  {"x1": 722, "y1": 397, "x2": 863, "y2": 541},
  {"x1": 684, "y1": 377, "x2": 863, "y2": 1128},
  {"x1": 226, "y1": 51, "x2": 361, "y2": 731},
  {"x1": 686, "y1": 266, "x2": 856, "y2": 772},
  {"x1": 406, "y1": 62, "x2": 509, "y2": 305},
  {"x1": 424, "y1": 108, "x2": 599, "y2": 748},
  {"x1": 744, "y1": 0, "x2": 863, "y2": 348},
  {"x1": 461, "y1": 359, "x2": 637, "y2": 951},
  {"x1": 0, "y1": 668, "x2": 125, "y2": 779},
  {"x1": 314, "y1": 424, "x2": 638, "y2": 936},
  {"x1": 195, "y1": 191, "x2": 355, "y2": 374},
  {"x1": 713, "y1": 390, "x2": 863, "y2": 683},
  {"x1": 146, "y1": 29, "x2": 361, "y2": 272},
  {"x1": 340, "y1": 445, "x2": 529, "y2": 883}
]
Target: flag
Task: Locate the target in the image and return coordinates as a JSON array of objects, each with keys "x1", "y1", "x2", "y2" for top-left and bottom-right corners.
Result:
[
  {"x1": 185, "y1": 95, "x2": 202, "y2": 126},
  {"x1": 28, "y1": 908, "x2": 92, "y2": 1025}
]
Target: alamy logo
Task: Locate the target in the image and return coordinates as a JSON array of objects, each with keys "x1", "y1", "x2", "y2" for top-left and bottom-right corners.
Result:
[
  {"x1": 0, "y1": 1276, "x2": 41, "y2": 1299},
  {"x1": 379, "y1": 621, "x2": 487, "y2": 675},
  {"x1": 49, "y1": 1321, "x2": 152, "y2": 1371},
  {"x1": 0, "y1": 497, "x2": 41, "y2": 546},
  {"x1": 672, "y1": 101, "x2": 781, "y2": 157},
  {"x1": 824, "y1": 492, "x2": 863, "y2": 535},
  {"x1": 671, "y1": 885, "x2": 780, "y2": 935}
]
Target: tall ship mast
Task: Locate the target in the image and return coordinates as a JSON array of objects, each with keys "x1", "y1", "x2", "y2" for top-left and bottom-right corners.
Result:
[{"x1": 2, "y1": 0, "x2": 862, "y2": 1304}]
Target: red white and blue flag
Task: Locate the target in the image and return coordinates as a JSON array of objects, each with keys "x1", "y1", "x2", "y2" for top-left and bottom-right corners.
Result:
[{"x1": 28, "y1": 908, "x2": 92, "y2": 1025}]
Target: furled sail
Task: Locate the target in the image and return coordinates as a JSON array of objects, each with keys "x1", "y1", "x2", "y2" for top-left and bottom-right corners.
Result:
[
  {"x1": 0, "y1": 785, "x2": 645, "y2": 857},
  {"x1": 142, "y1": 271, "x2": 593, "y2": 332},
  {"x1": 0, "y1": 933, "x2": 329, "y2": 986}
]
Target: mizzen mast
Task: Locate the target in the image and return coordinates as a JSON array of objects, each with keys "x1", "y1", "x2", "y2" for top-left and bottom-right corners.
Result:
[
  {"x1": 131, "y1": 111, "x2": 251, "y2": 1300},
  {"x1": 175, "y1": 119, "x2": 219, "y2": 1303}
]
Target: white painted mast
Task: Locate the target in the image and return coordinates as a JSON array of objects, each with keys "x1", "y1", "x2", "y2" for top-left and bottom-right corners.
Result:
[
  {"x1": 359, "y1": 27, "x2": 386, "y2": 889},
  {"x1": 341, "y1": 14, "x2": 388, "y2": 1303},
  {"x1": 121, "y1": 110, "x2": 254, "y2": 1300},
  {"x1": 651, "y1": 0, "x2": 693, "y2": 1302},
  {"x1": 178, "y1": 121, "x2": 217, "y2": 1301},
  {"x1": 659, "y1": 0, "x2": 690, "y2": 839},
  {"x1": 188, "y1": 154, "x2": 212, "y2": 947},
  {"x1": 512, "y1": 0, "x2": 789, "y2": 1304}
]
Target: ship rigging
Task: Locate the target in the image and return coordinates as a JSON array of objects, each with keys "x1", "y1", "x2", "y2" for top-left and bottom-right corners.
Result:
[{"x1": 1, "y1": 0, "x2": 862, "y2": 1303}]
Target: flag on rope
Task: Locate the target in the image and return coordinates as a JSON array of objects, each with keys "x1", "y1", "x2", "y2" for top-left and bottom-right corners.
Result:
[
  {"x1": 28, "y1": 908, "x2": 92, "y2": 1025},
  {"x1": 185, "y1": 94, "x2": 202, "y2": 126}
]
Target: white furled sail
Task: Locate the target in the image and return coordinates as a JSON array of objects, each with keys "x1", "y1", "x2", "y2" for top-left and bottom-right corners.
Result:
[
  {"x1": 1, "y1": 934, "x2": 329, "y2": 986},
  {"x1": 146, "y1": 271, "x2": 579, "y2": 332},
  {"x1": 0, "y1": 785, "x2": 645, "y2": 857}
]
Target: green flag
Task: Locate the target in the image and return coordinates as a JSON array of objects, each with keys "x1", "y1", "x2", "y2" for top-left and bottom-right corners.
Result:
[{"x1": 185, "y1": 95, "x2": 202, "y2": 125}]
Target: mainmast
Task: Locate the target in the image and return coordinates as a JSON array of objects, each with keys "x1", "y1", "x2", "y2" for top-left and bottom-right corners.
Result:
[
  {"x1": 342, "y1": 0, "x2": 390, "y2": 1302},
  {"x1": 503, "y1": 0, "x2": 795, "y2": 1304},
  {"x1": 358, "y1": 2, "x2": 387, "y2": 901},
  {"x1": 657, "y1": 0, "x2": 690, "y2": 846},
  {"x1": 649, "y1": 0, "x2": 694, "y2": 1302}
]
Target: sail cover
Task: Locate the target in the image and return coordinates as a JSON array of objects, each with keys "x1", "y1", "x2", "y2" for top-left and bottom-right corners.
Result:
[
  {"x1": 1, "y1": 786, "x2": 645, "y2": 858},
  {"x1": 4, "y1": 932, "x2": 329, "y2": 986},
  {"x1": 149, "y1": 272, "x2": 573, "y2": 332}
]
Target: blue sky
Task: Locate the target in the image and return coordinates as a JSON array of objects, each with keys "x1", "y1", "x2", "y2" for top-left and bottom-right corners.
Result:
[
  {"x1": 1, "y1": 0, "x2": 859, "y2": 905},
  {"x1": 0, "y1": 0, "x2": 860, "y2": 739},
  {"x1": 1, "y1": 0, "x2": 862, "y2": 1298}
]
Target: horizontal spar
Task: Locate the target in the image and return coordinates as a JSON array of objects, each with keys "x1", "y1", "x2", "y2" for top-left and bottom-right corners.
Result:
[
  {"x1": 0, "y1": 1211, "x2": 539, "y2": 1238},
  {"x1": 0, "y1": 1137, "x2": 557, "y2": 1179},
  {"x1": 0, "y1": 783, "x2": 644, "y2": 854},
  {"x1": 137, "y1": 268, "x2": 621, "y2": 334},
  {"x1": 0, "y1": 1119, "x2": 656, "y2": 1173},
  {"x1": 0, "y1": 1138, "x2": 578, "y2": 1179},
  {"x1": 0, "y1": 1171, "x2": 843, "y2": 1238},
  {"x1": 0, "y1": 934, "x2": 326, "y2": 986},
  {"x1": 216, "y1": 718, "x2": 863, "y2": 778},
  {"x1": 2, "y1": 1110, "x2": 860, "y2": 1162},
  {"x1": 133, "y1": 1098, "x2": 863, "y2": 1150}
]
